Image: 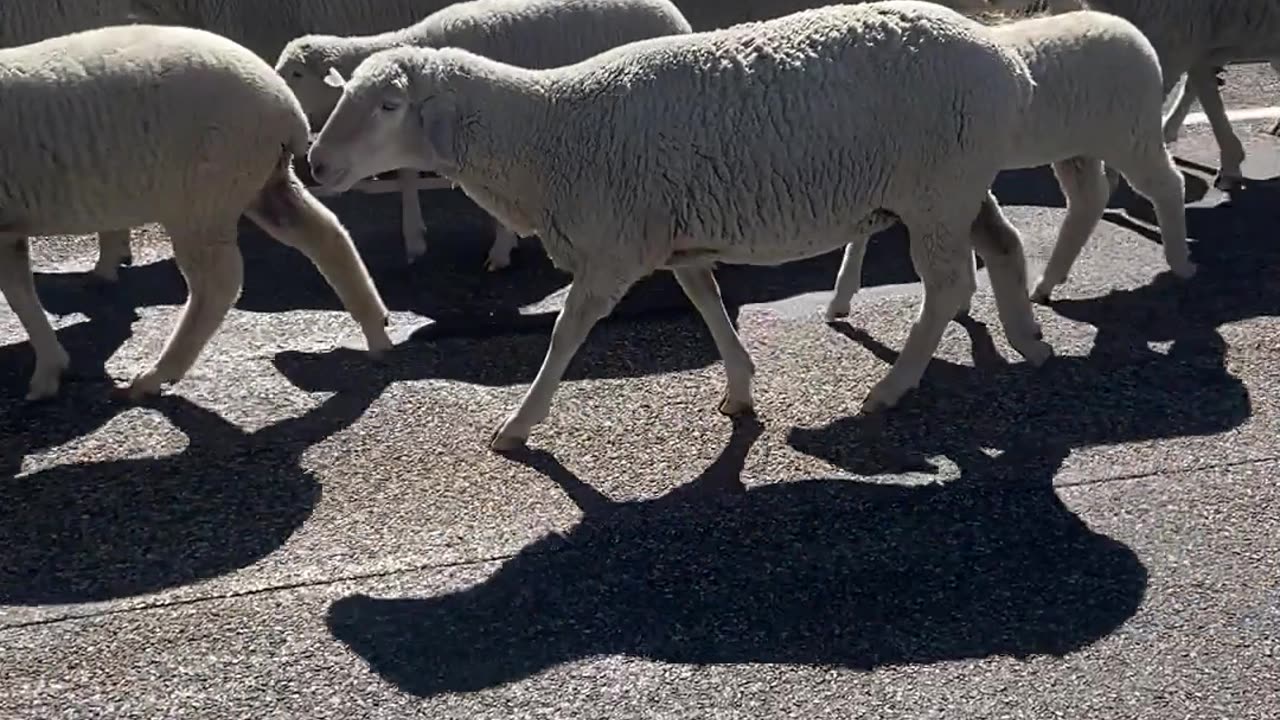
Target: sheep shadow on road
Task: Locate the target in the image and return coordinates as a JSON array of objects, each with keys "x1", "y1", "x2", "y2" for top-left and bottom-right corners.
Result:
[
  {"x1": 791, "y1": 172, "x2": 1269, "y2": 476},
  {"x1": 789, "y1": 317, "x2": 1249, "y2": 483},
  {"x1": 0, "y1": 380, "x2": 382, "y2": 605},
  {"x1": 324, "y1": 413, "x2": 1149, "y2": 698}
]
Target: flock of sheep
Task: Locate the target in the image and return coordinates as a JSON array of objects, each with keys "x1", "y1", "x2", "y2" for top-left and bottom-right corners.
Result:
[{"x1": 1, "y1": 0, "x2": 1278, "y2": 451}]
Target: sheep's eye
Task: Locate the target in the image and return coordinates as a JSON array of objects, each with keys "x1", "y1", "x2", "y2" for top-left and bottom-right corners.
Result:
[
  {"x1": 291, "y1": 69, "x2": 304, "y2": 79},
  {"x1": 380, "y1": 100, "x2": 401, "y2": 112}
]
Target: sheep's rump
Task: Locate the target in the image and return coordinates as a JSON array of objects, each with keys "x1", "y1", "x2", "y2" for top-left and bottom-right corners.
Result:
[
  {"x1": 539, "y1": 1, "x2": 1033, "y2": 262},
  {"x1": 0, "y1": 25, "x2": 309, "y2": 235},
  {"x1": 982, "y1": 9, "x2": 1167, "y2": 167},
  {"x1": 408, "y1": 0, "x2": 693, "y2": 69}
]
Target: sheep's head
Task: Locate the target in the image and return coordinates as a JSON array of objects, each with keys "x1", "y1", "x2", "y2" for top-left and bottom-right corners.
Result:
[
  {"x1": 309, "y1": 47, "x2": 464, "y2": 193},
  {"x1": 276, "y1": 36, "x2": 353, "y2": 129}
]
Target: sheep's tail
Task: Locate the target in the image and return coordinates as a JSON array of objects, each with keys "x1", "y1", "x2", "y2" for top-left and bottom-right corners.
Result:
[{"x1": 245, "y1": 149, "x2": 391, "y2": 347}]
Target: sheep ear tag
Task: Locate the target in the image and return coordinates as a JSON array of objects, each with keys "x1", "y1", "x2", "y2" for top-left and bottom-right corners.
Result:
[{"x1": 324, "y1": 68, "x2": 347, "y2": 89}]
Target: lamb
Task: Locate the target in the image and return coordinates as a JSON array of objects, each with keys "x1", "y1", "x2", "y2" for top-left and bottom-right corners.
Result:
[
  {"x1": 984, "y1": 0, "x2": 1280, "y2": 191},
  {"x1": 826, "y1": 6, "x2": 1194, "y2": 314},
  {"x1": 127, "y1": 0, "x2": 461, "y2": 272},
  {"x1": 0, "y1": 24, "x2": 392, "y2": 402},
  {"x1": 308, "y1": 0, "x2": 1059, "y2": 450},
  {"x1": 277, "y1": 0, "x2": 694, "y2": 271},
  {"x1": 1, "y1": 0, "x2": 139, "y2": 281}
]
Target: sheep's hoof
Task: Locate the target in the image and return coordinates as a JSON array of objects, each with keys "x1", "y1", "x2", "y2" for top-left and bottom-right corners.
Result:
[
  {"x1": 24, "y1": 376, "x2": 62, "y2": 402},
  {"x1": 954, "y1": 302, "x2": 971, "y2": 320},
  {"x1": 718, "y1": 392, "x2": 755, "y2": 417},
  {"x1": 1269, "y1": 119, "x2": 1280, "y2": 137},
  {"x1": 1169, "y1": 260, "x2": 1198, "y2": 280},
  {"x1": 364, "y1": 328, "x2": 394, "y2": 358},
  {"x1": 1018, "y1": 339, "x2": 1054, "y2": 367},
  {"x1": 860, "y1": 380, "x2": 907, "y2": 415},
  {"x1": 484, "y1": 254, "x2": 513, "y2": 272},
  {"x1": 824, "y1": 300, "x2": 851, "y2": 322},
  {"x1": 1213, "y1": 173, "x2": 1244, "y2": 192},
  {"x1": 490, "y1": 425, "x2": 528, "y2": 452},
  {"x1": 404, "y1": 234, "x2": 428, "y2": 263},
  {"x1": 25, "y1": 352, "x2": 71, "y2": 401},
  {"x1": 1029, "y1": 279, "x2": 1055, "y2": 305}
]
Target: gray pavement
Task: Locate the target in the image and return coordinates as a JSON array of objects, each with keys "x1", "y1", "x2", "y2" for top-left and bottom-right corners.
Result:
[{"x1": 2, "y1": 65, "x2": 1279, "y2": 719}]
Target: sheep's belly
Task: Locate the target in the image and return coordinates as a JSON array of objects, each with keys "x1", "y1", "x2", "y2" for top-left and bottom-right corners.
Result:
[
  {"x1": 666, "y1": 207, "x2": 899, "y2": 268},
  {"x1": 667, "y1": 227, "x2": 864, "y2": 268}
]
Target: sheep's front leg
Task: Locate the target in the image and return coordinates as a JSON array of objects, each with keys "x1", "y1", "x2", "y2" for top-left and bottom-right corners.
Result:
[
  {"x1": 0, "y1": 237, "x2": 70, "y2": 400},
  {"x1": 398, "y1": 169, "x2": 428, "y2": 262},
  {"x1": 121, "y1": 230, "x2": 243, "y2": 400},
  {"x1": 491, "y1": 272, "x2": 634, "y2": 451},
  {"x1": 862, "y1": 220, "x2": 972, "y2": 414},
  {"x1": 1032, "y1": 156, "x2": 1111, "y2": 303},
  {"x1": 485, "y1": 219, "x2": 519, "y2": 272},
  {"x1": 672, "y1": 266, "x2": 755, "y2": 415},
  {"x1": 1187, "y1": 65, "x2": 1246, "y2": 190},
  {"x1": 92, "y1": 228, "x2": 133, "y2": 282}
]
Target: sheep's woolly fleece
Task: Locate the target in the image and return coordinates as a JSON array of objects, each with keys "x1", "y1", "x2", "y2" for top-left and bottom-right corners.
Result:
[
  {"x1": 0, "y1": 24, "x2": 389, "y2": 401},
  {"x1": 312, "y1": 1, "x2": 1057, "y2": 449},
  {"x1": 127, "y1": 0, "x2": 460, "y2": 60}
]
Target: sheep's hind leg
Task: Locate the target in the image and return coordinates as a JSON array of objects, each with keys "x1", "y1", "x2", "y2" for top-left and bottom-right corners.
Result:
[
  {"x1": 491, "y1": 270, "x2": 641, "y2": 451},
  {"x1": 92, "y1": 228, "x2": 133, "y2": 282},
  {"x1": 1187, "y1": 65, "x2": 1246, "y2": 190},
  {"x1": 485, "y1": 219, "x2": 519, "y2": 272},
  {"x1": 826, "y1": 214, "x2": 918, "y2": 320},
  {"x1": 1031, "y1": 156, "x2": 1110, "y2": 303},
  {"x1": 121, "y1": 226, "x2": 243, "y2": 400},
  {"x1": 246, "y1": 169, "x2": 392, "y2": 353},
  {"x1": 672, "y1": 265, "x2": 755, "y2": 415},
  {"x1": 398, "y1": 169, "x2": 428, "y2": 263},
  {"x1": 861, "y1": 216, "x2": 973, "y2": 414},
  {"x1": 1107, "y1": 141, "x2": 1195, "y2": 281},
  {"x1": 1271, "y1": 60, "x2": 1280, "y2": 136},
  {"x1": 970, "y1": 192, "x2": 1053, "y2": 364},
  {"x1": 0, "y1": 237, "x2": 70, "y2": 400}
]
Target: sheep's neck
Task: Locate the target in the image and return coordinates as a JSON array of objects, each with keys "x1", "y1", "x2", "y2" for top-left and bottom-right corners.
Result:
[{"x1": 452, "y1": 76, "x2": 556, "y2": 236}]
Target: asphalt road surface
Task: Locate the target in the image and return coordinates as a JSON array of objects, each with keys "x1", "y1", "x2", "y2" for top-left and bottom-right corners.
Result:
[{"x1": 2, "y1": 64, "x2": 1278, "y2": 719}]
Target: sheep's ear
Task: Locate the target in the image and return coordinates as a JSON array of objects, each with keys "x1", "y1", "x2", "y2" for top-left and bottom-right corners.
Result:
[
  {"x1": 417, "y1": 96, "x2": 460, "y2": 168},
  {"x1": 324, "y1": 67, "x2": 347, "y2": 88}
]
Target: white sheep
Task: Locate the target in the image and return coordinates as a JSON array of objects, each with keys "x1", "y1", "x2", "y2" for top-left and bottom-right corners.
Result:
[
  {"x1": 0, "y1": 24, "x2": 393, "y2": 401},
  {"x1": 128, "y1": 0, "x2": 461, "y2": 273},
  {"x1": 827, "y1": 6, "x2": 1194, "y2": 314},
  {"x1": 277, "y1": 0, "x2": 694, "y2": 271},
  {"x1": 985, "y1": 0, "x2": 1280, "y2": 191},
  {"x1": 673, "y1": 0, "x2": 993, "y2": 30},
  {"x1": 1, "y1": 0, "x2": 140, "y2": 281},
  {"x1": 309, "y1": 0, "x2": 1059, "y2": 450}
]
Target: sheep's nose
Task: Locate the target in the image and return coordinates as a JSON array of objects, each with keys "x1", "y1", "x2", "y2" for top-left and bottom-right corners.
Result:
[{"x1": 310, "y1": 161, "x2": 330, "y2": 182}]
